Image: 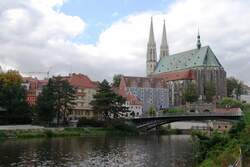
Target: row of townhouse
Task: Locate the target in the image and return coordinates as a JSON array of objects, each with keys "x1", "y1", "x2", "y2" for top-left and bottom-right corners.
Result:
[
  {"x1": 1, "y1": 66, "x2": 144, "y2": 119},
  {"x1": 22, "y1": 73, "x2": 149, "y2": 120},
  {"x1": 22, "y1": 74, "x2": 98, "y2": 121},
  {"x1": 22, "y1": 77, "x2": 48, "y2": 105},
  {"x1": 61, "y1": 73, "x2": 97, "y2": 121}
]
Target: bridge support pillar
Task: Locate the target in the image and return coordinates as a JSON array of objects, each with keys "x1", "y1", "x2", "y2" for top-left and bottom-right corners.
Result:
[{"x1": 155, "y1": 125, "x2": 160, "y2": 135}]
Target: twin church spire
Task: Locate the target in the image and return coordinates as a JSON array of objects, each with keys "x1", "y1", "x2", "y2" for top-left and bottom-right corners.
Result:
[
  {"x1": 160, "y1": 20, "x2": 169, "y2": 58},
  {"x1": 146, "y1": 17, "x2": 169, "y2": 76},
  {"x1": 146, "y1": 17, "x2": 202, "y2": 76}
]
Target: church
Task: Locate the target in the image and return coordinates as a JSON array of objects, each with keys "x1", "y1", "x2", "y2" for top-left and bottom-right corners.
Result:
[{"x1": 119, "y1": 18, "x2": 226, "y2": 112}]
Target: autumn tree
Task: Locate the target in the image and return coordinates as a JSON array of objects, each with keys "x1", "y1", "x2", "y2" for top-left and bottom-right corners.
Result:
[{"x1": 0, "y1": 70, "x2": 31, "y2": 124}]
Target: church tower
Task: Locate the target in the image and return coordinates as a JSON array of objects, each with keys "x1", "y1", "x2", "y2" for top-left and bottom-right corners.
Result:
[
  {"x1": 160, "y1": 20, "x2": 169, "y2": 59},
  {"x1": 146, "y1": 17, "x2": 157, "y2": 76}
]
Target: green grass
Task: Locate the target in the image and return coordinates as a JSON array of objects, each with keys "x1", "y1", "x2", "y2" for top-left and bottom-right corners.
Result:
[{"x1": 0, "y1": 127, "x2": 138, "y2": 140}]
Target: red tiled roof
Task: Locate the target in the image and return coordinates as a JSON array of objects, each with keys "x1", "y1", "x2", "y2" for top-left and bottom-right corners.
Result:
[
  {"x1": 127, "y1": 93, "x2": 142, "y2": 105},
  {"x1": 63, "y1": 73, "x2": 97, "y2": 89},
  {"x1": 121, "y1": 76, "x2": 166, "y2": 88},
  {"x1": 152, "y1": 70, "x2": 194, "y2": 81},
  {"x1": 122, "y1": 92, "x2": 142, "y2": 106},
  {"x1": 214, "y1": 108, "x2": 242, "y2": 113}
]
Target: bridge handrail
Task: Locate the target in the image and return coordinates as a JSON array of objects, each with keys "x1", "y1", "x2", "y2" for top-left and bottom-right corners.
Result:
[{"x1": 139, "y1": 111, "x2": 242, "y2": 119}]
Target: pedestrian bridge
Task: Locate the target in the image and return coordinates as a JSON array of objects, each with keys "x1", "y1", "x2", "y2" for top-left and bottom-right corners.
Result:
[{"x1": 129, "y1": 112, "x2": 243, "y2": 131}]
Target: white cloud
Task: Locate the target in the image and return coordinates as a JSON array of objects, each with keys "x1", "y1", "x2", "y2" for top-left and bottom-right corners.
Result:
[{"x1": 0, "y1": 0, "x2": 250, "y2": 84}]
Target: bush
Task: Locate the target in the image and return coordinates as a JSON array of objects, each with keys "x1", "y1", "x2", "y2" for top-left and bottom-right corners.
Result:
[
  {"x1": 148, "y1": 106, "x2": 156, "y2": 116},
  {"x1": 77, "y1": 118, "x2": 105, "y2": 127},
  {"x1": 163, "y1": 107, "x2": 184, "y2": 114},
  {"x1": 217, "y1": 98, "x2": 243, "y2": 108},
  {"x1": 44, "y1": 130, "x2": 53, "y2": 137},
  {"x1": 111, "y1": 120, "x2": 137, "y2": 133},
  {"x1": 0, "y1": 131, "x2": 7, "y2": 138}
]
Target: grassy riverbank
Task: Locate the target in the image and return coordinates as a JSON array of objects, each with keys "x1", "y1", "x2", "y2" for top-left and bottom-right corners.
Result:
[
  {"x1": 194, "y1": 103, "x2": 250, "y2": 167},
  {"x1": 0, "y1": 127, "x2": 139, "y2": 139}
]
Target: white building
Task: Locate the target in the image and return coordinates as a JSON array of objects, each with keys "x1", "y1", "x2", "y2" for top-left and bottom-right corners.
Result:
[{"x1": 123, "y1": 93, "x2": 143, "y2": 118}]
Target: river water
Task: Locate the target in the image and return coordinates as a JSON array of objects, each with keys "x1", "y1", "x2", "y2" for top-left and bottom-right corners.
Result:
[{"x1": 0, "y1": 135, "x2": 194, "y2": 167}]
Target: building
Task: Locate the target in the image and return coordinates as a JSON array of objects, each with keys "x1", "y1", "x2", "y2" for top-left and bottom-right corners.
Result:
[
  {"x1": 146, "y1": 18, "x2": 227, "y2": 105},
  {"x1": 22, "y1": 77, "x2": 48, "y2": 105},
  {"x1": 209, "y1": 121, "x2": 232, "y2": 133},
  {"x1": 62, "y1": 73, "x2": 97, "y2": 121},
  {"x1": 122, "y1": 92, "x2": 143, "y2": 118},
  {"x1": 119, "y1": 76, "x2": 169, "y2": 114}
]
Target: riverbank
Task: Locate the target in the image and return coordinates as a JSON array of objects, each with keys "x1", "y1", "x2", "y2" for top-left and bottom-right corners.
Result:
[
  {"x1": 0, "y1": 127, "x2": 139, "y2": 139},
  {"x1": 194, "y1": 104, "x2": 250, "y2": 167}
]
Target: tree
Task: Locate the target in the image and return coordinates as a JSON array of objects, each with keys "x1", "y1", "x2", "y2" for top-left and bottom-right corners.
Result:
[
  {"x1": 183, "y1": 82, "x2": 199, "y2": 103},
  {"x1": 59, "y1": 79, "x2": 76, "y2": 124},
  {"x1": 37, "y1": 79, "x2": 56, "y2": 125},
  {"x1": 0, "y1": 70, "x2": 31, "y2": 124},
  {"x1": 36, "y1": 77, "x2": 75, "y2": 126},
  {"x1": 91, "y1": 79, "x2": 128, "y2": 120},
  {"x1": 227, "y1": 77, "x2": 243, "y2": 99},
  {"x1": 204, "y1": 81, "x2": 216, "y2": 103},
  {"x1": 148, "y1": 105, "x2": 156, "y2": 116},
  {"x1": 112, "y1": 74, "x2": 123, "y2": 87}
]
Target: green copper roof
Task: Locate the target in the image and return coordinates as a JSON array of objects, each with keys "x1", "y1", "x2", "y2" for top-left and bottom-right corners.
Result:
[{"x1": 154, "y1": 46, "x2": 222, "y2": 74}]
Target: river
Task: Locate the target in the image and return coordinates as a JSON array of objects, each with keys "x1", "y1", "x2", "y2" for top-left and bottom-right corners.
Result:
[{"x1": 0, "y1": 135, "x2": 194, "y2": 167}]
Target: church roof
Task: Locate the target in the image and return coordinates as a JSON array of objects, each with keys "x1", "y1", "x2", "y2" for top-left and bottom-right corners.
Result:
[
  {"x1": 154, "y1": 46, "x2": 223, "y2": 74},
  {"x1": 121, "y1": 76, "x2": 166, "y2": 88}
]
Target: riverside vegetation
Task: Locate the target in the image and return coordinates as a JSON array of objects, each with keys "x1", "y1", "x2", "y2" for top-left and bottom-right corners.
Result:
[
  {"x1": 192, "y1": 98, "x2": 250, "y2": 167},
  {"x1": 0, "y1": 120, "x2": 139, "y2": 139}
]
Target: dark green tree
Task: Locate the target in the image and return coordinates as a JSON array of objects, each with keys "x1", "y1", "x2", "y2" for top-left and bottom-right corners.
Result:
[
  {"x1": 183, "y1": 82, "x2": 199, "y2": 103},
  {"x1": 37, "y1": 77, "x2": 75, "y2": 126},
  {"x1": 227, "y1": 77, "x2": 243, "y2": 99},
  {"x1": 91, "y1": 79, "x2": 128, "y2": 120},
  {"x1": 204, "y1": 81, "x2": 216, "y2": 103},
  {"x1": 148, "y1": 105, "x2": 156, "y2": 116},
  {"x1": 59, "y1": 79, "x2": 76, "y2": 124},
  {"x1": 37, "y1": 79, "x2": 56, "y2": 125},
  {"x1": 112, "y1": 74, "x2": 123, "y2": 87},
  {"x1": 0, "y1": 70, "x2": 31, "y2": 124}
]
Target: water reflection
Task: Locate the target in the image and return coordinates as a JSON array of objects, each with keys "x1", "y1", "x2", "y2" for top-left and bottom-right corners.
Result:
[{"x1": 0, "y1": 135, "x2": 193, "y2": 167}]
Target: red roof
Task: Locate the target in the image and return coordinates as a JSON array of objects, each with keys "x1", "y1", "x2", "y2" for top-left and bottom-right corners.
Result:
[
  {"x1": 214, "y1": 108, "x2": 242, "y2": 113},
  {"x1": 152, "y1": 70, "x2": 194, "y2": 81},
  {"x1": 63, "y1": 73, "x2": 97, "y2": 89},
  {"x1": 126, "y1": 93, "x2": 142, "y2": 105}
]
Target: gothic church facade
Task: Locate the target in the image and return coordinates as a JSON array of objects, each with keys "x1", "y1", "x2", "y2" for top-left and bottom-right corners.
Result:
[
  {"x1": 119, "y1": 18, "x2": 226, "y2": 112},
  {"x1": 147, "y1": 18, "x2": 226, "y2": 106}
]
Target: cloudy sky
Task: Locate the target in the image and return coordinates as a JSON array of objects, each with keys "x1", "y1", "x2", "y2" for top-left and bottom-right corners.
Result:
[{"x1": 0, "y1": 0, "x2": 250, "y2": 84}]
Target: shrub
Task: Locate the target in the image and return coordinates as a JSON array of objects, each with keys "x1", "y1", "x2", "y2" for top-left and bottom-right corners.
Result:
[
  {"x1": 0, "y1": 131, "x2": 7, "y2": 138},
  {"x1": 77, "y1": 118, "x2": 105, "y2": 127},
  {"x1": 217, "y1": 98, "x2": 243, "y2": 108},
  {"x1": 111, "y1": 120, "x2": 137, "y2": 133},
  {"x1": 163, "y1": 107, "x2": 184, "y2": 114},
  {"x1": 44, "y1": 130, "x2": 53, "y2": 138},
  {"x1": 148, "y1": 106, "x2": 156, "y2": 116}
]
